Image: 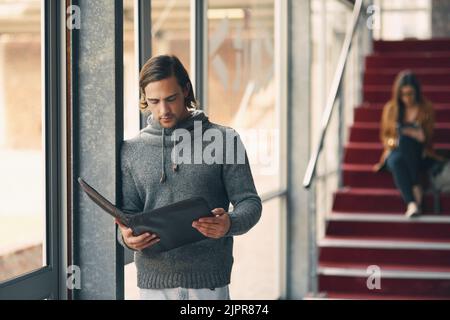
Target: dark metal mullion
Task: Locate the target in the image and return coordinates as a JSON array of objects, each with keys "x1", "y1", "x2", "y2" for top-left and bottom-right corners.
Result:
[
  {"x1": 44, "y1": 0, "x2": 61, "y2": 299},
  {"x1": 193, "y1": 0, "x2": 207, "y2": 111},
  {"x1": 69, "y1": 0, "x2": 80, "y2": 301},
  {"x1": 115, "y1": 0, "x2": 125, "y2": 300},
  {"x1": 138, "y1": 0, "x2": 152, "y2": 130}
]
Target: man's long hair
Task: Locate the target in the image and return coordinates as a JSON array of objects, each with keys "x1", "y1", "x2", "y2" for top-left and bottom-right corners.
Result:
[{"x1": 139, "y1": 55, "x2": 198, "y2": 113}]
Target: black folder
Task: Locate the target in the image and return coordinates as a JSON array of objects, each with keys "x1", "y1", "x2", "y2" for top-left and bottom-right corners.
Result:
[{"x1": 77, "y1": 177, "x2": 214, "y2": 253}]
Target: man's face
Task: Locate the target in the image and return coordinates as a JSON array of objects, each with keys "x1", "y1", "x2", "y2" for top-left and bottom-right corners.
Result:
[{"x1": 144, "y1": 76, "x2": 191, "y2": 129}]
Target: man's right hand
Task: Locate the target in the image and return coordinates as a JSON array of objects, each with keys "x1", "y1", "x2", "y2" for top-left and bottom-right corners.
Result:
[{"x1": 115, "y1": 218, "x2": 160, "y2": 251}]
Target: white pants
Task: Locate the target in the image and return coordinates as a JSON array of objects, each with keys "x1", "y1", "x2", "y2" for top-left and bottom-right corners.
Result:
[{"x1": 139, "y1": 285, "x2": 230, "y2": 300}]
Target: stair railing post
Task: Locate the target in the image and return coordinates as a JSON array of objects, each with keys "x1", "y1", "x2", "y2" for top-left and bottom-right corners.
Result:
[
  {"x1": 308, "y1": 179, "x2": 318, "y2": 296},
  {"x1": 337, "y1": 84, "x2": 345, "y2": 189}
]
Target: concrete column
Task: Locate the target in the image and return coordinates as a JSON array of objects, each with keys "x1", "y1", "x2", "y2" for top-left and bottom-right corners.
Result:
[
  {"x1": 72, "y1": 0, "x2": 124, "y2": 299},
  {"x1": 432, "y1": 0, "x2": 450, "y2": 37},
  {"x1": 286, "y1": 0, "x2": 312, "y2": 299}
]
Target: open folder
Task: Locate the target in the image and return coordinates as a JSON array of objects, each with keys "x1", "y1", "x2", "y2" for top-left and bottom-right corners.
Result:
[{"x1": 77, "y1": 177, "x2": 214, "y2": 253}]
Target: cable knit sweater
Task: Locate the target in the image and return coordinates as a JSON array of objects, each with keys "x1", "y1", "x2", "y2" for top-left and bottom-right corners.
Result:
[{"x1": 117, "y1": 109, "x2": 262, "y2": 289}]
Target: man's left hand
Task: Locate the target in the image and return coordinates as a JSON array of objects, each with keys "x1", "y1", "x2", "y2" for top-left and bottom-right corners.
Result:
[{"x1": 192, "y1": 208, "x2": 231, "y2": 239}]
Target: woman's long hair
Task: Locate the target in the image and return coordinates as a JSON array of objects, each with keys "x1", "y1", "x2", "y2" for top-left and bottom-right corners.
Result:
[{"x1": 391, "y1": 70, "x2": 425, "y2": 125}]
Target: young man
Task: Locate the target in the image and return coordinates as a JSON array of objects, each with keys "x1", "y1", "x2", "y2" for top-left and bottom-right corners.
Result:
[{"x1": 116, "y1": 55, "x2": 262, "y2": 300}]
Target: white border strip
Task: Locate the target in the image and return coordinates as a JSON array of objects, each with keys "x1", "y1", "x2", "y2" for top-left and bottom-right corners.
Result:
[
  {"x1": 319, "y1": 238, "x2": 450, "y2": 250},
  {"x1": 318, "y1": 267, "x2": 450, "y2": 279},
  {"x1": 328, "y1": 213, "x2": 450, "y2": 224}
]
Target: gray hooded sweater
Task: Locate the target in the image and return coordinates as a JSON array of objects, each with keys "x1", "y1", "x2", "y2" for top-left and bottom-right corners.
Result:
[{"x1": 118, "y1": 109, "x2": 262, "y2": 289}]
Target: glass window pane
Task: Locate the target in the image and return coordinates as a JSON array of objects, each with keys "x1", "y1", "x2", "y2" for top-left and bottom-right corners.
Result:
[
  {"x1": 124, "y1": 0, "x2": 192, "y2": 137},
  {"x1": 311, "y1": 0, "x2": 353, "y2": 237},
  {"x1": 207, "y1": 0, "x2": 283, "y2": 300},
  {"x1": 123, "y1": 0, "x2": 140, "y2": 300},
  {"x1": 207, "y1": 0, "x2": 280, "y2": 195},
  {"x1": 230, "y1": 197, "x2": 282, "y2": 299},
  {"x1": 125, "y1": 262, "x2": 139, "y2": 300},
  {"x1": 373, "y1": 0, "x2": 432, "y2": 40},
  {"x1": 151, "y1": 0, "x2": 191, "y2": 72},
  {"x1": 124, "y1": 0, "x2": 139, "y2": 139},
  {"x1": 0, "y1": 0, "x2": 45, "y2": 283},
  {"x1": 380, "y1": 11, "x2": 431, "y2": 40}
]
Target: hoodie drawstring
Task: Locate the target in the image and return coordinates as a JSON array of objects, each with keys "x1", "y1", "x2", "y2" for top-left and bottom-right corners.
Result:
[
  {"x1": 172, "y1": 130, "x2": 179, "y2": 172},
  {"x1": 160, "y1": 128, "x2": 179, "y2": 184},
  {"x1": 160, "y1": 128, "x2": 166, "y2": 183}
]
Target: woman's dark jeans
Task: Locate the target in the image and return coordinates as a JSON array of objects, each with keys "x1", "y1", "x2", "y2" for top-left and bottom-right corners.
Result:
[{"x1": 386, "y1": 134, "x2": 425, "y2": 204}]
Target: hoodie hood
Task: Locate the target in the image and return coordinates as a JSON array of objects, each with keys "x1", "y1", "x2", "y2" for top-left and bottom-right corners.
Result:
[
  {"x1": 141, "y1": 109, "x2": 209, "y2": 139},
  {"x1": 139, "y1": 109, "x2": 210, "y2": 183}
]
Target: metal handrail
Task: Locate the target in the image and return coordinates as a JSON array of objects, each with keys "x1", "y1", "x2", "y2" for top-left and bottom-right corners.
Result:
[{"x1": 303, "y1": 0, "x2": 364, "y2": 189}]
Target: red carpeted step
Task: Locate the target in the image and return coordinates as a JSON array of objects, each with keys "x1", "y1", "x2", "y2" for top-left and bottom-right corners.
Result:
[
  {"x1": 342, "y1": 163, "x2": 432, "y2": 190},
  {"x1": 326, "y1": 220, "x2": 450, "y2": 241},
  {"x1": 332, "y1": 188, "x2": 450, "y2": 213},
  {"x1": 319, "y1": 244, "x2": 450, "y2": 272},
  {"x1": 371, "y1": 52, "x2": 450, "y2": 58},
  {"x1": 364, "y1": 86, "x2": 450, "y2": 103},
  {"x1": 322, "y1": 292, "x2": 450, "y2": 300},
  {"x1": 344, "y1": 142, "x2": 382, "y2": 164},
  {"x1": 354, "y1": 105, "x2": 450, "y2": 123},
  {"x1": 374, "y1": 39, "x2": 450, "y2": 53},
  {"x1": 342, "y1": 163, "x2": 396, "y2": 189},
  {"x1": 358, "y1": 102, "x2": 450, "y2": 109},
  {"x1": 343, "y1": 142, "x2": 450, "y2": 164},
  {"x1": 342, "y1": 163, "x2": 438, "y2": 189},
  {"x1": 349, "y1": 122, "x2": 450, "y2": 144},
  {"x1": 319, "y1": 274, "x2": 450, "y2": 298},
  {"x1": 366, "y1": 54, "x2": 450, "y2": 69},
  {"x1": 364, "y1": 69, "x2": 450, "y2": 86}
]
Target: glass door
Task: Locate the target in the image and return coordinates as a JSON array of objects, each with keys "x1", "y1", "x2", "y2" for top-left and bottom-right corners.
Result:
[{"x1": 0, "y1": 0, "x2": 62, "y2": 300}]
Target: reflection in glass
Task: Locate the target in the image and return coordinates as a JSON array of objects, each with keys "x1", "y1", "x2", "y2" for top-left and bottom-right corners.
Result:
[
  {"x1": 207, "y1": 0, "x2": 280, "y2": 195},
  {"x1": 207, "y1": 0, "x2": 282, "y2": 300},
  {"x1": 373, "y1": 0, "x2": 431, "y2": 40},
  {"x1": 151, "y1": 0, "x2": 191, "y2": 73},
  {"x1": 230, "y1": 197, "x2": 282, "y2": 299},
  {"x1": 124, "y1": 0, "x2": 140, "y2": 139},
  {"x1": 0, "y1": 0, "x2": 45, "y2": 283}
]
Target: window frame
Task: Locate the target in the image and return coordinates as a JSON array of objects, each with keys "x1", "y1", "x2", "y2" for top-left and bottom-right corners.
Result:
[{"x1": 0, "y1": 0, "x2": 64, "y2": 300}]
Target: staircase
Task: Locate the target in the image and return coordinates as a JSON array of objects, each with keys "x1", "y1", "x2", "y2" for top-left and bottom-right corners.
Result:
[{"x1": 317, "y1": 39, "x2": 450, "y2": 300}]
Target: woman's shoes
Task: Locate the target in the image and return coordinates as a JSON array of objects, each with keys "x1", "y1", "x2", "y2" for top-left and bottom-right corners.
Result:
[
  {"x1": 407, "y1": 185, "x2": 423, "y2": 218},
  {"x1": 405, "y1": 202, "x2": 421, "y2": 218}
]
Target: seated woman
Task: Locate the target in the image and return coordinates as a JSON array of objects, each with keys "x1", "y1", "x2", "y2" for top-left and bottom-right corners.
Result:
[{"x1": 373, "y1": 70, "x2": 444, "y2": 218}]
